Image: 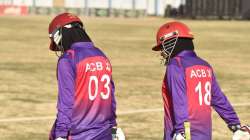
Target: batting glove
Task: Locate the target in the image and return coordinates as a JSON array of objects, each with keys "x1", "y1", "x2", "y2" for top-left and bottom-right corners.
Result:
[
  {"x1": 112, "y1": 127, "x2": 125, "y2": 140},
  {"x1": 232, "y1": 125, "x2": 250, "y2": 140},
  {"x1": 173, "y1": 132, "x2": 186, "y2": 140}
]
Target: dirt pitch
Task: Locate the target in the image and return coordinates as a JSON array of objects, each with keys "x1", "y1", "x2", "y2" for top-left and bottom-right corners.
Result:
[{"x1": 0, "y1": 16, "x2": 249, "y2": 140}]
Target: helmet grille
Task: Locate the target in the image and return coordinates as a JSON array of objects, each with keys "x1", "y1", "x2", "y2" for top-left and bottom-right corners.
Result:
[{"x1": 161, "y1": 31, "x2": 179, "y2": 65}]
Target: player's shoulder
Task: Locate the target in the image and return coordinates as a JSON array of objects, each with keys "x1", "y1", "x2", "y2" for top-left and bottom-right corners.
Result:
[
  {"x1": 168, "y1": 55, "x2": 213, "y2": 71},
  {"x1": 57, "y1": 50, "x2": 76, "y2": 66},
  {"x1": 93, "y1": 46, "x2": 108, "y2": 57},
  {"x1": 168, "y1": 57, "x2": 184, "y2": 68},
  {"x1": 58, "y1": 50, "x2": 74, "y2": 61},
  {"x1": 167, "y1": 58, "x2": 184, "y2": 73},
  {"x1": 91, "y1": 46, "x2": 111, "y2": 61},
  {"x1": 79, "y1": 45, "x2": 108, "y2": 58},
  {"x1": 196, "y1": 56, "x2": 213, "y2": 68}
]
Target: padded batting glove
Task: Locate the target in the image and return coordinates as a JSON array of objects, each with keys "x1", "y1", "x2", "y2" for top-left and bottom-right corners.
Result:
[
  {"x1": 173, "y1": 132, "x2": 186, "y2": 140},
  {"x1": 112, "y1": 127, "x2": 125, "y2": 140},
  {"x1": 55, "y1": 137, "x2": 67, "y2": 140},
  {"x1": 232, "y1": 125, "x2": 250, "y2": 140}
]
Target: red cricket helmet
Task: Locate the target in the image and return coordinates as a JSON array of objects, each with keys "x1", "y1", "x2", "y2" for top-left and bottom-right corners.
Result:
[
  {"x1": 152, "y1": 21, "x2": 193, "y2": 51},
  {"x1": 48, "y1": 13, "x2": 82, "y2": 51}
]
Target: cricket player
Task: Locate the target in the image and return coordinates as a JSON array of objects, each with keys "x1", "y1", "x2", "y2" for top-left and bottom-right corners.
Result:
[
  {"x1": 47, "y1": 13, "x2": 125, "y2": 140},
  {"x1": 152, "y1": 21, "x2": 250, "y2": 140}
]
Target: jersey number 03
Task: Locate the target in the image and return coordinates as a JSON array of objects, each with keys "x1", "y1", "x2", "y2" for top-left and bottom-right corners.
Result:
[{"x1": 88, "y1": 74, "x2": 111, "y2": 101}]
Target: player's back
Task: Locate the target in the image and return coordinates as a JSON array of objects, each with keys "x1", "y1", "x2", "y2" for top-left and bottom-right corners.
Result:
[
  {"x1": 176, "y1": 51, "x2": 213, "y2": 140},
  {"x1": 67, "y1": 42, "x2": 116, "y2": 140}
]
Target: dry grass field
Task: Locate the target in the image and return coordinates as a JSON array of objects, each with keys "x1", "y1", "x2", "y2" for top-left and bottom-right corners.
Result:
[{"x1": 0, "y1": 15, "x2": 249, "y2": 140}]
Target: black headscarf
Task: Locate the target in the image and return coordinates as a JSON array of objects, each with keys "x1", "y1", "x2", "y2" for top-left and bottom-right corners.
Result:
[
  {"x1": 170, "y1": 38, "x2": 194, "y2": 58},
  {"x1": 61, "y1": 22, "x2": 92, "y2": 51}
]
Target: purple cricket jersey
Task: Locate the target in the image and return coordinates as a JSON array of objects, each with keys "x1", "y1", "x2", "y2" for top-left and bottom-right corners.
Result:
[
  {"x1": 49, "y1": 42, "x2": 117, "y2": 140},
  {"x1": 162, "y1": 50, "x2": 240, "y2": 140}
]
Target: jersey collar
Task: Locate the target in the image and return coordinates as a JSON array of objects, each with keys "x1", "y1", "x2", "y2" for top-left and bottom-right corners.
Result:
[
  {"x1": 176, "y1": 50, "x2": 197, "y2": 57},
  {"x1": 71, "y1": 42, "x2": 94, "y2": 49}
]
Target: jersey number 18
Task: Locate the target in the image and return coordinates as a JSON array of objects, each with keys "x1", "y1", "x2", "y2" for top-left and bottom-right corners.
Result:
[{"x1": 195, "y1": 81, "x2": 211, "y2": 106}]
